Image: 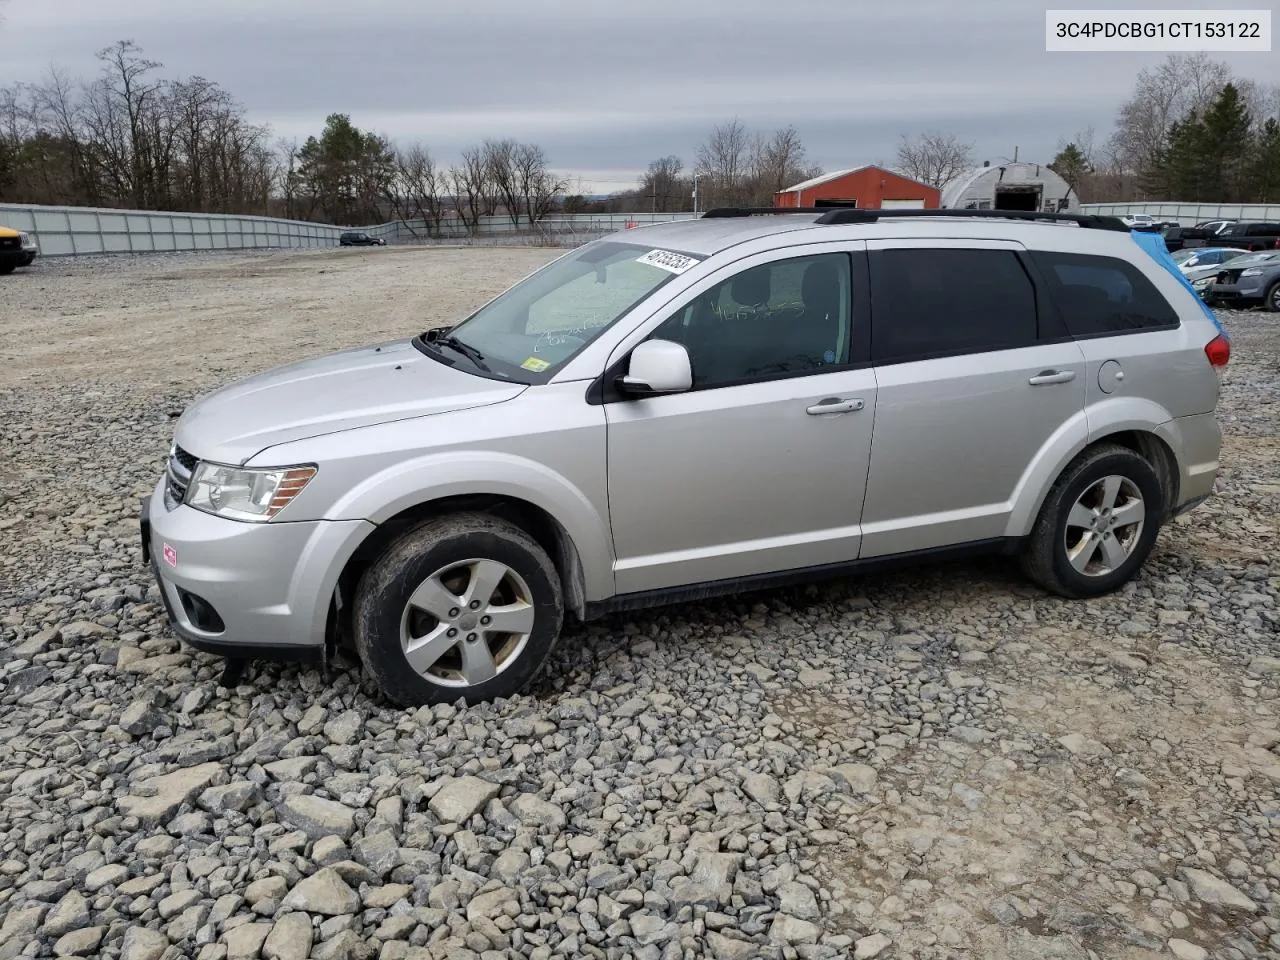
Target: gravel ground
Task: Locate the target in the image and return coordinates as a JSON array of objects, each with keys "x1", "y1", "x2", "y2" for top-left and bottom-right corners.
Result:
[{"x1": 1, "y1": 247, "x2": 1278, "y2": 960}]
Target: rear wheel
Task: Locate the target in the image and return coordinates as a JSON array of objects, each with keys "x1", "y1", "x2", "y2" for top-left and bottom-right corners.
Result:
[
  {"x1": 353, "y1": 513, "x2": 564, "y2": 707},
  {"x1": 1020, "y1": 443, "x2": 1164, "y2": 598}
]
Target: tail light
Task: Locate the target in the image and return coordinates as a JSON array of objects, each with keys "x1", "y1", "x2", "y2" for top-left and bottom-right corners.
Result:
[{"x1": 1204, "y1": 334, "x2": 1230, "y2": 368}]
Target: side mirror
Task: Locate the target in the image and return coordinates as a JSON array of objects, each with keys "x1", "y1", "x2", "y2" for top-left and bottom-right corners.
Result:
[{"x1": 616, "y1": 339, "x2": 692, "y2": 396}]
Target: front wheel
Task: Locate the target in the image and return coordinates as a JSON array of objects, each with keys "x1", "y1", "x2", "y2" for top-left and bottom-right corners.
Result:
[
  {"x1": 353, "y1": 512, "x2": 564, "y2": 707},
  {"x1": 1020, "y1": 443, "x2": 1164, "y2": 598},
  {"x1": 1265, "y1": 280, "x2": 1280, "y2": 312}
]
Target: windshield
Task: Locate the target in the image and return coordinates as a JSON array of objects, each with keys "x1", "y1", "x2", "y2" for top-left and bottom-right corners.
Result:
[
  {"x1": 1233, "y1": 252, "x2": 1280, "y2": 267},
  {"x1": 1171, "y1": 248, "x2": 1198, "y2": 263},
  {"x1": 419, "y1": 240, "x2": 698, "y2": 381}
]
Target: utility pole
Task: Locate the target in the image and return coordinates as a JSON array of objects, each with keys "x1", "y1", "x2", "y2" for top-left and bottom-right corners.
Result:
[{"x1": 692, "y1": 174, "x2": 699, "y2": 216}]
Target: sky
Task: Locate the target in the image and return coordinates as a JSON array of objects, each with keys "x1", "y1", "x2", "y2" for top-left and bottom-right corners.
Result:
[{"x1": 1, "y1": 0, "x2": 1275, "y2": 195}]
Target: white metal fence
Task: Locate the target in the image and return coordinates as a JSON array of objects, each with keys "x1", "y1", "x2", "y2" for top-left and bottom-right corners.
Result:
[
  {"x1": 0, "y1": 202, "x2": 698, "y2": 258},
  {"x1": 1080, "y1": 202, "x2": 1280, "y2": 224}
]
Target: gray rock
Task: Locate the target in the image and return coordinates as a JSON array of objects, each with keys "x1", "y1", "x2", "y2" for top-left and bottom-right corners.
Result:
[
  {"x1": 199, "y1": 780, "x2": 262, "y2": 813},
  {"x1": 1169, "y1": 939, "x2": 1209, "y2": 960},
  {"x1": 855, "y1": 933, "x2": 892, "y2": 959},
  {"x1": 43, "y1": 890, "x2": 90, "y2": 936},
  {"x1": 281, "y1": 867, "x2": 360, "y2": 915},
  {"x1": 1179, "y1": 868, "x2": 1258, "y2": 912},
  {"x1": 120, "y1": 699, "x2": 163, "y2": 735},
  {"x1": 426, "y1": 776, "x2": 499, "y2": 824},
  {"x1": 827, "y1": 763, "x2": 877, "y2": 794},
  {"x1": 52, "y1": 926, "x2": 106, "y2": 957},
  {"x1": 245, "y1": 876, "x2": 289, "y2": 905},
  {"x1": 466, "y1": 887, "x2": 518, "y2": 922},
  {"x1": 118, "y1": 927, "x2": 169, "y2": 960},
  {"x1": 116, "y1": 762, "x2": 226, "y2": 823},
  {"x1": 352, "y1": 830, "x2": 400, "y2": 877},
  {"x1": 322, "y1": 711, "x2": 364, "y2": 745},
  {"x1": 224, "y1": 922, "x2": 272, "y2": 959},
  {"x1": 263, "y1": 913, "x2": 313, "y2": 960},
  {"x1": 769, "y1": 913, "x2": 821, "y2": 944},
  {"x1": 277, "y1": 795, "x2": 357, "y2": 839},
  {"x1": 507, "y1": 793, "x2": 567, "y2": 829},
  {"x1": 777, "y1": 881, "x2": 820, "y2": 920}
]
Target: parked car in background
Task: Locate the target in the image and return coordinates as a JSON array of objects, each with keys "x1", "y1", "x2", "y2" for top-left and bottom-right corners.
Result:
[
  {"x1": 141, "y1": 207, "x2": 1228, "y2": 706},
  {"x1": 1194, "y1": 220, "x2": 1236, "y2": 236},
  {"x1": 1120, "y1": 213, "x2": 1160, "y2": 230},
  {"x1": 1171, "y1": 247, "x2": 1248, "y2": 274},
  {"x1": 1213, "y1": 221, "x2": 1280, "y2": 252},
  {"x1": 339, "y1": 231, "x2": 386, "y2": 247},
  {"x1": 0, "y1": 225, "x2": 38, "y2": 274},
  {"x1": 1204, "y1": 252, "x2": 1280, "y2": 310},
  {"x1": 1185, "y1": 250, "x2": 1280, "y2": 300}
]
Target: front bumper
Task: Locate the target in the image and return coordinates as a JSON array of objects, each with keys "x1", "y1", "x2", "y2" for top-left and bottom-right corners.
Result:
[
  {"x1": 141, "y1": 479, "x2": 374, "y2": 658},
  {"x1": 1207, "y1": 281, "x2": 1264, "y2": 305},
  {"x1": 0, "y1": 248, "x2": 35, "y2": 268}
]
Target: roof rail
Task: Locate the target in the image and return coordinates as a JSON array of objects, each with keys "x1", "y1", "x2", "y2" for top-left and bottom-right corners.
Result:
[
  {"x1": 813, "y1": 208, "x2": 1131, "y2": 232},
  {"x1": 701, "y1": 207, "x2": 834, "y2": 218}
]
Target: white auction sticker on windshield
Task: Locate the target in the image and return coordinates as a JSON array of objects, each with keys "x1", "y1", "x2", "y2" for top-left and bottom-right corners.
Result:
[{"x1": 636, "y1": 249, "x2": 700, "y2": 274}]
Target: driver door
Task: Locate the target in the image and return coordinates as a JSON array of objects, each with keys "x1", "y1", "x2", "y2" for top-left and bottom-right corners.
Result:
[{"x1": 602, "y1": 243, "x2": 878, "y2": 595}]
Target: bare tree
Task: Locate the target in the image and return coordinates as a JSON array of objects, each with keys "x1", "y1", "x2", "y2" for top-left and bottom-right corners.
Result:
[
  {"x1": 640, "y1": 155, "x2": 684, "y2": 212},
  {"x1": 513, "y1": 143, "x2": 565, "y2": 224},
  {"x1": 449, "y1": 146, "x2": 493, "y2": 234},
  {"x1": 389, "y1": 143, "x2": 445, "y2": 236},
  {"x1": 1107, "y1": 52, "x2": 1232, "y2": 174},
  {"x1": 695, "y1": 118, "x2": 751, "y2": 207},
  {"x1": 482, "y1": 138, "x2": 522, "y2": 226},
  {"x1": 748, "y1": 126, "x2": 817, "y2": 204},
  {"x1": 894, "y1": 131, "x2": 974, "y2": 188}
]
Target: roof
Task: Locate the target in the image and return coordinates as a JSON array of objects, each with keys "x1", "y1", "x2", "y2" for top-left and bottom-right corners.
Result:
[
  {"x1": 776, "y1": 164, "x2": 937, "y2": 195},
  {"x1": 604, "y1": 210, "x2": 1135, "y2": 258},
  {"x1": 778, "y1": 166, "x2": 871, "y2": 193},
  {"x1": 939, "y1": 161, "x2": 1074, "y2": 208}
]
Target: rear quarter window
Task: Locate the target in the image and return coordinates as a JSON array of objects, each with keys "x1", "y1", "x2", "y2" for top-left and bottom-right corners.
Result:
[{"x1": 1029, "y1": 251, "x2": 1179, "y2": 338}]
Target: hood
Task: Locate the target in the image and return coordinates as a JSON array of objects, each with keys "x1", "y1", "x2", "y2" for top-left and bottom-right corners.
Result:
[{"x1": 174, "y1": 338, "x2": 525, "y2": 464}]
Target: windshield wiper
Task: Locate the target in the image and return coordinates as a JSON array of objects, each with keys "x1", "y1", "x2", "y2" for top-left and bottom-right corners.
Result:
[{"x1": 433, "y1": 333, "x2": 491, "y2": 372}]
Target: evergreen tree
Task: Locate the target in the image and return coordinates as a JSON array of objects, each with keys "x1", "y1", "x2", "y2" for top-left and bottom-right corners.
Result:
[
  {"x1": 1198, "y1": 83, "x2": 1253, "y2": 201},
  {"x1": 1049, "y1": 143, "x2": 1092, "y2": 197},
  {"x1": 1253, "y1": 118, "x2": 1280, "y2": 203}
]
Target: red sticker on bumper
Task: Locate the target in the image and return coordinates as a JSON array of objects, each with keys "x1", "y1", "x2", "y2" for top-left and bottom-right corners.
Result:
[{"x1": 162, "y1": 543, "x2": 178, "y2": 568}]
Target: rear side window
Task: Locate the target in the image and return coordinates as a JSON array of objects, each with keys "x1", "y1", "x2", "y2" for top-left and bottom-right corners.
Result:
[
  {"x1": 1030, "y1": 251, "x2": 1179, "y2": 337},
  {"x1": 869, "y1": 248, "x2": 1038, "y2": 364}
]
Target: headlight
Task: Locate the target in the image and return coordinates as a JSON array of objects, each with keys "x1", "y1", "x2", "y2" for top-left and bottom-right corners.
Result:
[
  {"x1": 1239, "y1": 268, "x2": 1262, "y2": 277},
  {"x1": 18, "y1": 232, "x2": 35, "y2": 249},
  {"x1": 1192, "y1": 277, "x2": 1211, "y2": 288},
  {"x1": 185, "y1": 462, "x2": 317, "y2": 522}
]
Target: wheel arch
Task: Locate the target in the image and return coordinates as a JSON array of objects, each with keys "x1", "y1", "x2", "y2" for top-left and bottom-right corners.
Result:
[{"x1": 334, "y1": 494, "x2": 593, "y2": 640}]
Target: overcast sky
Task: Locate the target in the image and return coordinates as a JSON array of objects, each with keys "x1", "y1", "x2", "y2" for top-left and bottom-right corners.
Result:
[{"x1": 1, "y1": 0, "x2": 1275, "y2": 194}]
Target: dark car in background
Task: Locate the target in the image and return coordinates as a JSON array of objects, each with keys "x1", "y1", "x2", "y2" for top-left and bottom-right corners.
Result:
[
  {"x1": 339, "y1": 231, "x2": 386, "y2": 247},
  {"x1": 1214, "y1": 221, "x2": 1280, "y2": 252},
  {"x1": 1205, "y1": 253, "x2": 1280, "y2": 310}
]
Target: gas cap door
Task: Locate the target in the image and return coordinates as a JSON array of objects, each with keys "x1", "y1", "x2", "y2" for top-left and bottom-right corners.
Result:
[{"x1": 1098, "y1": 359, "x2": 1125, "y2": 394}]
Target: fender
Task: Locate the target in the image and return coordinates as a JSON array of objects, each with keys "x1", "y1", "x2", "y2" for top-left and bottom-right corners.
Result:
[
  {"x1": 323, "y1": 449, "x2": 616, "y2": 601},
  {"x1": 1005, "y1": 396, "x2": 1177, "y2": 538}
]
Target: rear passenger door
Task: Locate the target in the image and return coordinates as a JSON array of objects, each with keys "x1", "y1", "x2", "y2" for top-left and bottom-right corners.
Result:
[
  {"x1": 858, "y1": 240, "x2": 1087, "y2": 558},
  {"x1": 1027, "y1": 249, "x2": 1201, "y2": 420}
]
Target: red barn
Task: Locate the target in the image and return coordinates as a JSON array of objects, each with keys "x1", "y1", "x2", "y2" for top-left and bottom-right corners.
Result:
[{"x1": 774, "y1": 165, "x2": 940, "y2": 209}]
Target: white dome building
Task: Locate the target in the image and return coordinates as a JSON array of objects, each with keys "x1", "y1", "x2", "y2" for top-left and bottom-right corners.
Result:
[{"x1": 939, "y1": 161, "x2": 1077, "y2": 214}]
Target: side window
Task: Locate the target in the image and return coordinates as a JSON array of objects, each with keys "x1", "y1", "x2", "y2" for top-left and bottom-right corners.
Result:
[
  {"x1": 1029, "y1": 251, "x2": 1179, "y2": 337},
  {"x1": 868, "y1": 248, "x2": 1038, "y2": 364},
  {"x1": 650, "y1": 253, "x2": 853, "y2": 389}
]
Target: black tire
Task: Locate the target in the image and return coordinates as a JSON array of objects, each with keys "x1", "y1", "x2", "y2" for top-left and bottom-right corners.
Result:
[
  {"x1": 1265, "y1": 280, "x2": 1280, "y2": 313},
  {"x1": 1020, "y1": 443, "x2": 1164, "y2": 599},
  {"x1": 0, "y1": 263, "x2": 15, "y2": 276},
  {"x1": 353, "y1": 512, "x2": 563, "y2": 707}
]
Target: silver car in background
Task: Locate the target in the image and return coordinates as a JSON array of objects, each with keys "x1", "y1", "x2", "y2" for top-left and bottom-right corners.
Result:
[{"x1": 141, "y1": 208, "x2": 1229, "y2": 707}]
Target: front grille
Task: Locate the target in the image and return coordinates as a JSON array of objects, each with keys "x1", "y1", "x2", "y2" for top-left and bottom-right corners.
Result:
[
  {"x1": 1218, "y1": 268, "x2": 1243, "y2": 283},
  {"x1": 0, "y1": 236, "x2": 18, "y2": 250},
  {"x1": 164, "y1": 446, "x2": 197, "y2": 508}
]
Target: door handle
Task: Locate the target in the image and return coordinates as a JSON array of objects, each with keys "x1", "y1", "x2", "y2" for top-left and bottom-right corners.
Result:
[
  {"x1": 806, "y1": 397, "x2": 864, "y2": 415},
  {"x1": 1028, "y1": 369, "x2": 1076, "y2": 385}
]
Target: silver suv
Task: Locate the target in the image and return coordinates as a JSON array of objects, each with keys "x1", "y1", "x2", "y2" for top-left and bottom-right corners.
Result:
[{"x1": 140, "y1": 208, "x2": 1229, "y2": 706}]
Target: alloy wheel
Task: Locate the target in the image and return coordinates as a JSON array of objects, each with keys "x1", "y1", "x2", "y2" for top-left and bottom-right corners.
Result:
[
  {"x1": 1063, "y1": 475, "x2": 1146, "y2": 577},
  {"x1": 399, "y1": 558, "x2": 535, "y2": 687}
]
